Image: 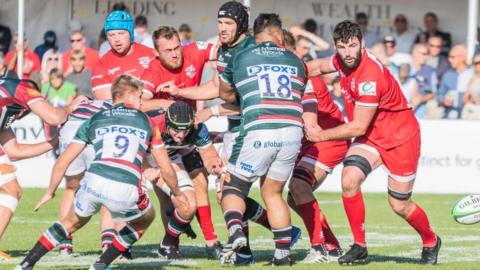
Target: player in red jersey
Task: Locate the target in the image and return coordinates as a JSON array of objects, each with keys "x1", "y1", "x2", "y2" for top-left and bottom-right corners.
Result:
[
  {"x1": 140, "y1": 26, "x2": 217, "y2": 111},
  {"x1": 283, "y1": 31, "x2": 348, "y2": 264},
  {"x1": 306, "y1": 20, "x2": 441, "y2": 265},
  {"x1": 140, "y1": 26, "x2": 223, "y2": 258},
  {"x1": 0, "y1": 78, "x2": 82, "y2": 260},
  {"x1": 91, "y1": 10, "x2": 155, "y2": 100},
  {"x1": 91, "y1": 9, "x2": 156, "y2": 255}
]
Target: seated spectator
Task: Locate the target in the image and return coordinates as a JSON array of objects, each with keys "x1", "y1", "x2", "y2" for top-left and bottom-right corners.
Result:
[
  {"x1": 41, "y1": 68, "x2": 76, "y2": 108},
  {"x1": 34, "y1": 30, "x2": 57, "y2": 61},
  {"x1": 382, "y1": 35, "x2": 412, "y2": 73},
  {"x1": 57, "y1": 20, "x2": 94, "y2": 53},
  {"x1": 398, "y1": 63, "x2": 420, "y2": 109},
  {"x1": 65, "y1": 49, "x2": 92, "y2": 98},
  {"x1": 476, "y1": 27, "x2": 480, "y2": 55},
  {"x1": 410, "y1": 44, "x2": 438, "y2": 118},
  {"x1": 0, "y1": 22, "x2": 12, "y2": 55},
  {"x1": 426, "y1": 35, "x2": 451, "y2": 82},
  {"x1": 41, "y1": 48, "x2": 62, "y2": 83},
  {"x1": 391, "y1": 14, "x2": 416, "y2": 54},
  {"x1": 0, "y1": 51, "x2": 18, "y2": 79},
  {"x1": 62, "y1": 30, "x2": 99, "y2": 74},
  {"x1": 415, "y1": 12, "x2": 452, "y2": 57},
  {"x1": 438, "y1": 45, "x2": 473, "y2": 119},
  {"x1": 355, "y1": 12, "x2": 381, "y2": 48},
  {"x1": 5, "y1": 33, "x2": 41, "y2": 79},
  {"x1": 179, "y1": 23, "x2": 194, "y2": 46},
  {"x1": 289, "y1": 23, "x2": 329, "y2": 62},
  {"x1": 134, "y1": 15, "x2": 154, "y2": 48},
  {"x1": 462, "y1": 53, "x2": 480, "y2": 120}
]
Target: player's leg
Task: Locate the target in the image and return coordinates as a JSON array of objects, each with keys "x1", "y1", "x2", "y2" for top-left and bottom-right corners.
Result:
[
  {"x1": 58, "y1": 173, "x2": 82, "y2": 255},
  {"x1": 338, "y1": 142, "x2": 382, "y2": 265},
  {"x1": 183, "y1": 150, "x2": 222, "y2": 258},
  {"x1": 382, "y1": 134, "x2": 440, "y2": 265},
  {"x1": 157, "y1": 167, "x2": 197, "y2": 259},
  {"x1": 16, "y1": 176, "x2": 99, "y2": 269}
]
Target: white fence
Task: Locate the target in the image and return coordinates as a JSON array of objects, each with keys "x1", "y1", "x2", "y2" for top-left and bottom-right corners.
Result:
[{"x1": 11, "y1": 114, "x2": 480, "y2": 194}]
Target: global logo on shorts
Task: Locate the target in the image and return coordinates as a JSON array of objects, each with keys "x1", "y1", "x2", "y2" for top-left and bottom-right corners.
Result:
[{"x1": 253, "y1": 140, "x2": 262, "y2": 149}]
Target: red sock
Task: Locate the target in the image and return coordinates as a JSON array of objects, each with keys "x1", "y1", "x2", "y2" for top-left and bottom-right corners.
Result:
[
  {"x1": 297, "y1": 200, "x2": 324, "y2": 246},
  {"x1": 342, "y1": 192, "x2": 366, "y2": 246},
  {"x1": 196, "y1": 205, "x2": 218, "y2": 241},
  {"x1": 320, "y1": 213, "x2": 340, "y2": 248},
  {"x1": 406, "y1": 204, "x2": 437, "y2": 247}
]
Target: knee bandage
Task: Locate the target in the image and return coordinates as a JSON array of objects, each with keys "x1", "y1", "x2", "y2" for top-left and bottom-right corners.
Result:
[
  {"x1": 0, "y1": 164, "x2": 16, "y2": 186},
  {"x1": 0, "y1": 194, "x2": 18, "y2": 212},
  {"x1": 387, "y1": 187, "x2": 413, "y2": 201}
]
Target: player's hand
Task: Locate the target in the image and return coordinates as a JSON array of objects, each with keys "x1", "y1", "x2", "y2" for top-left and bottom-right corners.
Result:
[
  {"x1": 305, "y1": 124, "x2": 324, "y2": 142},
  {"x1": 34, "y1": 191, "x2": 55, "y2": 212},
  {"x1": 48, "y1": 134, "x2": 59, "y2": 149},
  {"x1": 143, "y1": 167, "x2": 160, "y2": 182},
  {"x1": 195, "y1": 108, "x2": 213, "y2": 125},
  {"x1": 157, "y1": 81, "x2": 184, "y2": 96},
  {"x1": 216, "y1": 173, "x2": 226, "y2": 204},
  {"x1": 171, "y1": 191, "x2": 190, "y2": 213},
  {"x1": 68, "y1": 95, "x2": 89, "y2": 113},
  {"x1": 210, "y1": 157, "x2": 224, "y2": 176}
]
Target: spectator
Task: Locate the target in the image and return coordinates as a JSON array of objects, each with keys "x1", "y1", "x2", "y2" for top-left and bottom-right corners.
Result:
[
  {"x1": 134, "y1": 15, "x2": 154, "y2": 48},
  {"x1": 398, "y1": 63, "x2": 420, "y2": 108},
  {"x1": 62, "y1": 30, "x2": 99, "y2": 74},
  {"x1": 475, "y1": 27, "x2": 480, "y2": 55},
  {"x1": 438, "y1": 45, "x2": 473, "y2": 119},
  {"x1": 0, "y1": 51, "x2": 18, "y2": 79},
  {"x1": 5, "y1": 33, "x2": 41, "y2": 79},
  {"x1": 415, "y1": 12, "x2": 452, "y2": 57},
  {"x1": 391, "y1": 14, "x2": 416, "y2": 54},
  {"x1": 355, "y1": 12, "x2": 381, "y2": 48},
  {"x1": 331, "y1": 77, "x2": 346, "y2": 117},
  {"x1": 34, "y1": 30, "x2": 57, "y2": 61},
  {"x1": 41, "y1": 48, "x2": 62, "y2": 83},
  {"x1": 383, "y1": 35, "x2": 412, "y2": 69},
  {"x1": 410, "y1": 44, "x2": 438, "y2": 118},
  {"x1": 179, "y1": 23, "x2": 194, "y2": 46},
  {"x1": 41, "y1": 68, "x2": 76, "y2": 108},
  {"x1": 0, "y1": 22, "x2": 11, "y2": 55},
  {"x1": 57, "y1": 20, "x2": 93, "y2": 53},
  {"x1": 65, "y1": 49, "x2": 92, "y2": 98},
  {"x1": 462, "y1": 53, "x2": 480, "y2": 120},
  {"x1": 426, "y1": 35, "x2": 451, "y2": 82},
  {"x1": 289, "y1": 23, "x2": 329, "y2": 61}
]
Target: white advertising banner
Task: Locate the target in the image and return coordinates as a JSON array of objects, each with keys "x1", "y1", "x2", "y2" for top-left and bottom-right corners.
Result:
[{"x1": 11, "y1": 115, "x2": 480, "y2": 194}]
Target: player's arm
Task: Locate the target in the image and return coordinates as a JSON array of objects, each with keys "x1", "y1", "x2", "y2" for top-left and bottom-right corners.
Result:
[
  {"x1": 150, "y1": 146, "x2": 180, "y2": 195},
  {"x1": 301, "y1": 80, "x2": 320, "y2": 129},
  {"x1": 195, "y1": 103, "x2": 240, "y2": 124},
  {"x1": 140, "y1": 97, "x2": 175, "y2": 112},
  {"x1": 160, "y1": 76, "x2": 221, "y2": 100},
  {"x1": 34, "y1": 142, "x2": 85, "y2": 211},
  {"x1": 306, "y1": 105, "x2": 376, "y2": 142},
  {"x1": 306, "y1": 57, "x2": 336, "y2": 77},
  {"x1": 0, "y1": 129, "x2": 57, "y2": 161},
  {"x1": 198, "y1": 144, "x2": 223, "y2": 175},
  {"x1": 29, "y1": 97, "x2": 84, "y2": 126}
]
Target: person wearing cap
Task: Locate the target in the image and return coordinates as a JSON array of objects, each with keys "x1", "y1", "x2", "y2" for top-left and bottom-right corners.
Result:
[
  {"x1": 144, "y1": 101, "x2": 224, "y2": 259},
  {"x1": 62, "y1": 30, "x2": 99, "y2": 75},
  {"x1": 91, "y1": 10, "x2": 155, "y2": 100},
  {"x1": 382, "y1": 35, "x2": 412, "y2": 75},
  {"x1": 34, "y1": 30, "x2": 57, "y2": 61},
  {"x1": 140, "y1": 25, "x2": 223, "y2": 258}
]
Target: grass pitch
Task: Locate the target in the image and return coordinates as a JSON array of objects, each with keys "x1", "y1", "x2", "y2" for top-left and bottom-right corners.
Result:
[{"x1": 1, "y1": 188, "x2": 479, "y2": 270}]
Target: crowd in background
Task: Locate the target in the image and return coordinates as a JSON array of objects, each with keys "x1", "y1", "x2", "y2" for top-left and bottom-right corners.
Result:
[{"x1": 0, "y1": 3, "x2": 479, "y2": 120}]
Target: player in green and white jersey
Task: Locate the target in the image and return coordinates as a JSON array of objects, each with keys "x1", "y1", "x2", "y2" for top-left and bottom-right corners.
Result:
[
  {"x1": 218, "y1": 13, "x2": 307, "y2": 266},
  {"x1": 15, "y1": 75, "x2": 188, "y2": 270}
]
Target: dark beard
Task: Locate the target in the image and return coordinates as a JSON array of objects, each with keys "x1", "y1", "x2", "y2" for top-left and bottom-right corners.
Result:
[
  {"x1": 159, "y1": 53, "x2": 183, "y2": 71},
  {"x1": 339, "y1": 48, "x2": 362, "y2": 69}
]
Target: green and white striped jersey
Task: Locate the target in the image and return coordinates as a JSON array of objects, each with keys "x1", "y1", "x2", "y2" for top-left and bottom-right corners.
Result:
[
  {"x1": 220, "y1": 41, "x2": 307, "y2": 132},
  {"x1": 73, "y1": 103, "x2": 164, "y2": 186}
]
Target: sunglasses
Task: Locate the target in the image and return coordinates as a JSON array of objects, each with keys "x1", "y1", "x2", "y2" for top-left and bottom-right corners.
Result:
[
  {"x1": 429, "y1": 44, "x2": 442, "y2": 48},
  {"x1": 70, "y1": 38, "x2": 83, "y2": 43},
  {"x1": 395, "y1": 18, "x2": 407, "y2": 23},
  {"x1": 70, "y1": 57, "x2": 85, "y2": 61},
  {"x1": 48, "y1": 57, "x2": 59, "y2": 61},
  {"x1": 474, "y1": 61, "x2": 480, "y2": 66}
]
